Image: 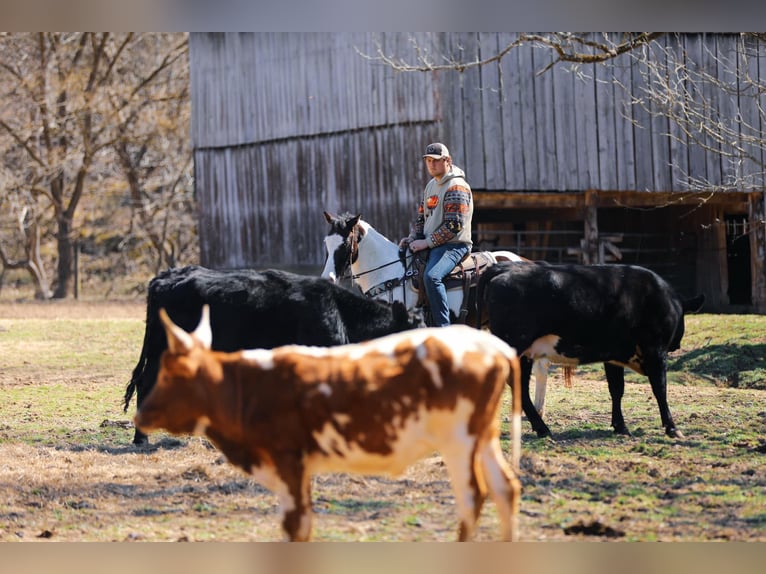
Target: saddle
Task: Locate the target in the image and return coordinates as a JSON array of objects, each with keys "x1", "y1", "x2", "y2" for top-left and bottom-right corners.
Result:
[{"x1": 409, "y1": 250, "x2": 495, "y2": 324}]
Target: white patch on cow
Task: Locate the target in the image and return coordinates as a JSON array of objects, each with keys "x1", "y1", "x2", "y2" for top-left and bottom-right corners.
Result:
[
  {"x1": 244, "y1": 326, "x2": 512, "y2": 365},
  {"x1": 249, "y1": 460, "x2": 312, "y2": 541},
  {"x1": 193, "y1": 416, "x2": 211, "y2": 436},
  {"x1": 306, "y1": 398, "x2": 478, "y2": 478},
  {"x1": 417, "y1": 348, "x2": 443, "y2": 389},
  {"x1": 321, "y1": 234, "x2": 344, "y2": 281},
  {"x1": 333, "y1": 413, "x2": 351, "y2": 427},
  {"x1": 250, "y1": 463, "x2": 284, "y2": 496},
  {"x1": 241, "y1": 348, "x2": 275, "y2": 369},
  {"x1": 523, "y1": 334, "x2": 580, "y2": 365},
  {"x1": 317, "y1": 383, "x2": 333, "y2": 397},
  {"x1": 608, "y1": 348, "x2": 645, "y2": 375},
  {"x1": 422, "y1": 402, "x2": 478, "y2": 534}
]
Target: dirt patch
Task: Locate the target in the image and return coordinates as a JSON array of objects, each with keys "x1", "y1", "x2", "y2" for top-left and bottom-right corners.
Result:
[{"x1": 0, "y1": 300, "x2": 145, "y2": 320}]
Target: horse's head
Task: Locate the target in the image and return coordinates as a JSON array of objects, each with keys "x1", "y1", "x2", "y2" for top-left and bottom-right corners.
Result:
[{"x1": 321, "y1": 211, "x2": 362, "y2": 282}]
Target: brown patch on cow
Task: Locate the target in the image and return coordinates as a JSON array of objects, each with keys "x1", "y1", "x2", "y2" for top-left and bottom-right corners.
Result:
[{"x1": 263, "y1": 338, "x2": 477, "y2": 458}]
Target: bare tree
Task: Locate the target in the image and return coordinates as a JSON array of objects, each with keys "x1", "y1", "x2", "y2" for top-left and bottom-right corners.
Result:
[
  {"x1": 0, "y1": 190, "x2": 53, "y2": 299},
  {"x1": 0, "y1": 32, "x2": 192, "y2": 299},
  {"x1": 615, "y1": 33, "x2": 766, "y2": 192},
  {"x1": 360, "y1": 32, "x2": 664, "y2": 73},
  {"x1": 363, "y1": 32, "x2": 765, "y2": 193},
  {"x1": 107, "y1": 34, "x2": 195, "y2": 276}
]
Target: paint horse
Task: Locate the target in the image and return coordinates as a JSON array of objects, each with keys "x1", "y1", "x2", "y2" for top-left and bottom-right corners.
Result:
[{"x1": 321, "y1": 210, "x2": 553, "y2": 417}]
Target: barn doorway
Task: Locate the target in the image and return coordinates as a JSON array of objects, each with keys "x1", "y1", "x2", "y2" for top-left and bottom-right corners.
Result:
[{"x1": 725, "y1": 214, "x2": 752, "y2": 305}]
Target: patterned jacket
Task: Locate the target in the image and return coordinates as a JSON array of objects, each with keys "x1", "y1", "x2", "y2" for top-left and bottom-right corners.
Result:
[{"x1": 413, "y1": 165, "x2": 473, "y2": 249}]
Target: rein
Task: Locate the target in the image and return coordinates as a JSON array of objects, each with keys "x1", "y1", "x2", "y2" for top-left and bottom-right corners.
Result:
[
  {"x1": 335, "y1": 222, "x2": 417, "y2": 300},
  {"x1": 350, "y1": 258, "x2": 402, "y2": 281}
]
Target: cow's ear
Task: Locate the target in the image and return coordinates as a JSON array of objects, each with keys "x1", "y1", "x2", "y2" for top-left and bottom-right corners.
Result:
[
  {"x1": 323, "y1": 211, "x2": 335, "y2": 223},
  {"x1": 392, "y1": 300, "x2": 407, "y2": 322},
  {"x1": 159, "y1": 308, "x2": 194, "y2": 355},
  {"x1": 192, "y1": 304, "x2": 213, "y2": 350}
]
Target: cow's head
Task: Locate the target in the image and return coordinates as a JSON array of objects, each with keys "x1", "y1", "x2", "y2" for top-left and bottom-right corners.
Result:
[
  {"x1": 321, "y1": 211, "x2": 361, "y2": 282},
  {"x1": 393, "y1": 301, "x2": 427, "y2": 330},
  {"x1": 134, "y1": 305, "x2": 219, "y2": 437}
]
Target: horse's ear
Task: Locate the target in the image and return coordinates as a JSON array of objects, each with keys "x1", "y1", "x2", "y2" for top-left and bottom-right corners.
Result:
[
  {"x1": 323, "y1": 211, "x2": 335, "y2": 223},
  {"x1": 350, "y1": 214, "x2": 361, "y2": 227}
]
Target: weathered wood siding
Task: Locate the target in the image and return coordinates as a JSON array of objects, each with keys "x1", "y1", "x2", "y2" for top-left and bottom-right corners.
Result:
[
  {"x1": 190, "y1": 32, "x2": 441, "y2": 268},
  {"x1": 437, "y1": 32, "x2": 766, "y2": 194},
  {"x1": 190, "y1": 32, "x2": 766, "y2": 273}
]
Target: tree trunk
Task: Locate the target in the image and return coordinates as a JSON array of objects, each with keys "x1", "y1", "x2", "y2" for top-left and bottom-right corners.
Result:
[{"x1": 53, "y1": 214, "x2": 74, "y2": 299}]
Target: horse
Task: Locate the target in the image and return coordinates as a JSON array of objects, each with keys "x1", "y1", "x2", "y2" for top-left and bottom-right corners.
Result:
[{"x1": 320, "y1": 210, "x2": 555, "y2": 417}]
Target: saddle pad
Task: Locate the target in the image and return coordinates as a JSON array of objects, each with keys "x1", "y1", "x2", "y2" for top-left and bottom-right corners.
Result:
[{"x1": 410, "y1": 251, "x2": 495, "y2": 291}]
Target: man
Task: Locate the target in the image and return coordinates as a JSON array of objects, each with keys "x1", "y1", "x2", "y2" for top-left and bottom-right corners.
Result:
[{"x1": 399, "y1": 142, "x2": 473, "y2": 327}]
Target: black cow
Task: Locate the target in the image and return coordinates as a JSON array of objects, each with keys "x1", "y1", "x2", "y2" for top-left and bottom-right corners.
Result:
[
  {"x1": 125, "y1": 265, "x2": 426, "y2": 444},
  {"x1": 478, "y1": 261, "x2": 705, "y2": 438}
]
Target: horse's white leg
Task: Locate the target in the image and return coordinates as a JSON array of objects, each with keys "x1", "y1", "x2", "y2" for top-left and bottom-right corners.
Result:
[{"x1": 532, "y1": 358, "x2": 549, "y2": 418}]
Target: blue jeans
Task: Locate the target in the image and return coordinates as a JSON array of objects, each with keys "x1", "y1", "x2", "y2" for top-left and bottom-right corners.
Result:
[{"x1": 424, "y1": 243, "x2": 471, "y2": 327}]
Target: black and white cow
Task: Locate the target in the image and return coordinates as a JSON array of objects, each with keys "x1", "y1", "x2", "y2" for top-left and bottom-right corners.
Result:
[
  {"x1": 478, "y1": 261, "x2": 705, "y2": 438},
  {"x1": 125, "y1": 265, "x2": 426, "y2": 444}
]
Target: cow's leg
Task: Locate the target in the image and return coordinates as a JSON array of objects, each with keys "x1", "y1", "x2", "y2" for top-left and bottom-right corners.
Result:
[
  {"x1": 519, "y1": 357, "x2": 551, "y2": 437},
  {"x1": 605, "y1": 362, "x2": 630, "y2": 435},
  {"x1": 442, "y1": 441, "x2": 486, "y2": 541},
  {"x1": 644, "y1": 355, "x2": 683, "y2": 438},
  {"x1": 480, "y1": 437, "x2": 521, "y2": 541},
  {"x1": 275, "y1": 463, "x2": 313, "y2": 541},
  {"x1": 532, "y1": 358, "x2": 549, "y2": 417},
  {"x1": 132, "y1": 365, "x2": 159, "y2": 445}
]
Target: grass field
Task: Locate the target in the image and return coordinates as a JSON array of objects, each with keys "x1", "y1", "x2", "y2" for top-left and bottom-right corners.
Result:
[{"x1": 0, "y1": 301, "x2": 764, "y2": 542}]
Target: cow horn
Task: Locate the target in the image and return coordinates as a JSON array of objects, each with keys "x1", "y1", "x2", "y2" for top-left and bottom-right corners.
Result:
[
  {"x1": 192, "y1": 304, "x2": 213, "y2": 349},
  {"x1": 159, "y1": 308, "x2": 194, "y2": 354}
]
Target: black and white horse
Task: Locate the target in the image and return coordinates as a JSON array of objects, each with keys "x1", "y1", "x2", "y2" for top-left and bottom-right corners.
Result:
[{"x1": 321, "y1": 210, "x2": 553, "y2": 416}]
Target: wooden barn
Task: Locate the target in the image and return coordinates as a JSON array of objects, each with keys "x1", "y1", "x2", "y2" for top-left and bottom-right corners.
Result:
[{"x1": 189, "y1": 32, "x2": 766, "y2": 313}]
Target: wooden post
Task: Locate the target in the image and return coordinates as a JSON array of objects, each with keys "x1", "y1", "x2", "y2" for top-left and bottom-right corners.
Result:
[
  {"x1": 749, "y1": 193, "x2": 766, "y2": 313},
  {"x1": 582, "y1": 190, "x2": 599, "y2": 265}
]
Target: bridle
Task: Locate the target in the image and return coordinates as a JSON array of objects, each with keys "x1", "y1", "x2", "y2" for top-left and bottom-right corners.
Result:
[{"x1": 333, "y1": 223, "x2": 418, "y2": 301}]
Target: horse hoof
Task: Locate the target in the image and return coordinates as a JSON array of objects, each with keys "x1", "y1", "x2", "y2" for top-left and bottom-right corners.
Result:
[{"x1": 613, "y1": 426, "x2": 632, "y2": 436}]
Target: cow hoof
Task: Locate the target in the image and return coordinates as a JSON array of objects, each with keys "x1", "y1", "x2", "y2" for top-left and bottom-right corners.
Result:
[
  {"x1": 534, "y1": 428, "x2": 552, "y2": 439},
  {"x1": 613, "y1": 427, "x2": 631, "y2": 436},
  {"x1": 667, "y1": 428, "x2": 684, "y2": 439}
]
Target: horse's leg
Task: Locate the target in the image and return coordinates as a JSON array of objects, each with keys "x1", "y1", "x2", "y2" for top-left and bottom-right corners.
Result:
[
  {"x1": 519, "y1": 357, "x2": 552, "y2": 438},
  {"x1": 532, "y1": 358, "x2": 549, "y2": 418}
]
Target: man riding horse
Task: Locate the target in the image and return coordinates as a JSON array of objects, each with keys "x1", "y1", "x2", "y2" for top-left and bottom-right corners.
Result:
[{"x1": 398, "y1": 142, "x2": 473, "y2": 327}]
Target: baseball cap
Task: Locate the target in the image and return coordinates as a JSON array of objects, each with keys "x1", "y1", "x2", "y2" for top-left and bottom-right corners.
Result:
[{"x1": 423, "y1": 142, "x2": 450, "y2": 159}]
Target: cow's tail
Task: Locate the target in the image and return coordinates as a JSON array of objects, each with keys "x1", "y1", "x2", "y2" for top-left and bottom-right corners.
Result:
[
  {"x1": 562, "y1": 366, "x2": 574, "y2": 389},
  {"x1": 475, "y1": 265, "x2": 493, "y2": 329},
  {"x1": 683, "y1": 293, "x2": 705, "y2": 313},
  {"x1": 123, "y1": 296, "x2": 157, "y2": 412}
]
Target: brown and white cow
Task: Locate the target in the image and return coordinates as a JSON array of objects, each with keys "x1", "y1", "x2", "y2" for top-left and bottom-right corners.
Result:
[{"x1": 134, "y1": 305, "x2": 522, "y2": 542}]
